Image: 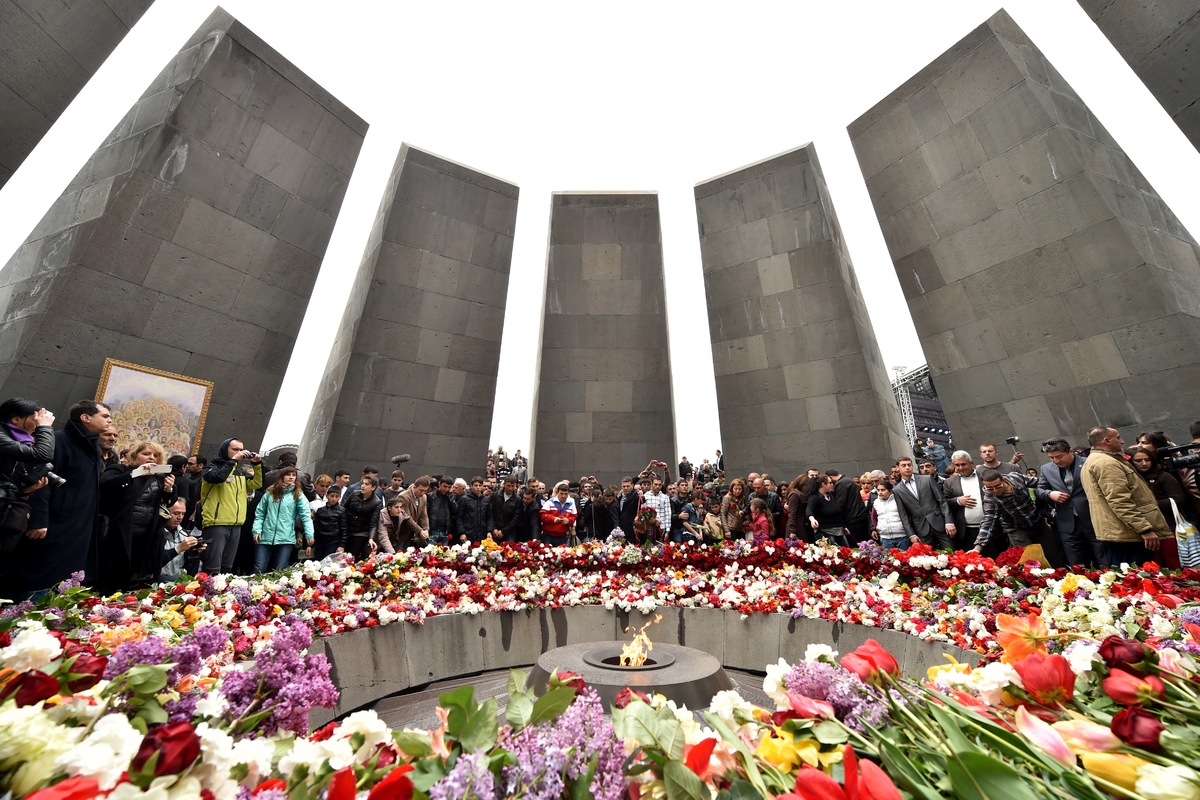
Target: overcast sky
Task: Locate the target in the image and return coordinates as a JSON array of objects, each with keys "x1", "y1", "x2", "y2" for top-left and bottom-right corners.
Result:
[{"x1": 1, "y1": 0, "x2": 1198, "y2": 467}]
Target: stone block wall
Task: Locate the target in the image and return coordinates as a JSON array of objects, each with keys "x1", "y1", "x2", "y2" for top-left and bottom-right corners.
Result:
[
  {"x1": 0, "y1": 0, "x2": 155, "y2": 186},
  {"x1": 1079, "y1": 0, "x2": 1200, "y2": 151},
  {"x1": 303, "y1": 146, "x2": 517, "y2": 479},
  {"x1": 694, "y1": 146, "x2": 908, "y2": 481},
  {"x1": 848, "y1": 10, "x2": 1200, "y2": 447},
  {"x1": 0, "y1": 9, "x2": 367, "y2": 457},
  {"x1": 533, "y1": 193, "x2": 677, "y2": 486}
]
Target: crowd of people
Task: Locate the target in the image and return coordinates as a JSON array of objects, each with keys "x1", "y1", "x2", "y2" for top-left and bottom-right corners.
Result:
[{"x1": 0, "y1": 394, "x2": 1197, "y2": 602}]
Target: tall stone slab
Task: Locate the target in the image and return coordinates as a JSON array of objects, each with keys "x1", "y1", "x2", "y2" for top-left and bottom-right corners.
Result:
[
  {"x1": 0, "y1": 0, "x2": 156, "y2": 186},
  {"x1": 301, "y1": 146, "x2": 517, "y2": 479},
  {"x1": 534, "y1": 193, "x2": 676, "y2": 485},
  {"x1": 0, "y1": 9, "x2": 367, "y2": 456},
  {"x1": 1079, "y1": 0, "x2": 1200, "y2": 151},
  {"x1": 848, "y1": 10, "x2": 1200, "y2": 448},
  {"x1": 695, "y1": 146, "x2": 908, "y2": 481}
]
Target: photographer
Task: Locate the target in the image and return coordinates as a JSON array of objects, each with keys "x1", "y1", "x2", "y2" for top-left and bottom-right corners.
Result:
[
  {"x1": 199, "y1": 438, "x2": 263, "y2": 574},
  {"x1": 97, "y1": 441, "x2": 179, "y2": 593},
  {"x1": 0, "y1": 399, "x2": 55, "y2": 592},
  {"x1": 160, "y1": 499, "x2": 202, "y2": 581}
]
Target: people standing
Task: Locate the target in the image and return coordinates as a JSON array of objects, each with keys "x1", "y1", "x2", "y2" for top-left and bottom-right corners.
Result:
[
  {"x1": 456, "y1": 477, "x2": 493, "y2": 544},
  {"x1": 871, "y1": 482, "x2": 914, "y2": 551},
  {"x1": 539, "y1": 482, "x2": 578, "y2": 546},
  {"x1": 890, "y1": 456, "x2": 956, "y2": 550},
  {"x1": 343, "y1": 476, "x2": 382, "y2": 559},
  {"x1": 199, "y1": 438, "x2": 263, "y2": 574},
  {"x1": 252, "y1": 467, "x2": 313, "y2": 572},
  {"x1": 806, "y1": 475, "x2": 849, "y2": 547},
  {"x1": 1036, "y1": 439, "x2": 1101, "y2": 567},
  {"x1": 944, "y1": 451, "x2": 984, "y2": 553},
  {"x1": 97, "y1": 441, "x2": 178, "y2": 593},
  {"x1": 312, "y1": 486, "x2": 348, "y2": 559},
  {"x1": 1081, "y1": 427, "x2": 1171, "y2": 567},
  {"x1": 720, "y1": 479, "x2": 747, "y2": 540}
]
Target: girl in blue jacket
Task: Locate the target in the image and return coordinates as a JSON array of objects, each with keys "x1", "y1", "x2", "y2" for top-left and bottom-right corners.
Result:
[{"x1": 252, "y1": 467, "x2": 314, "y2": 572}]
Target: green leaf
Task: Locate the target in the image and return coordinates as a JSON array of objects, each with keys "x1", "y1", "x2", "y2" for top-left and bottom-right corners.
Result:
[
  {"x1": 946, "y1": 752, "x2": 1043, "y2": 800},
  {"x1": 878, "y1": 740, "x2": 943, "y2": 800},
  {"x1": 928, "y1": 702, "x2": 983, "y2": 755},
  {"x1": 410, "y1": 758, "x2": 447, "y2": 793},
  {"x1": 569, "y1": 753, "x2": 599, "y2": 800},
  {"x1": 506, "y1": 691, "x2": 533, "y2": 732},
  {"x1": 439, "y1": 685, "x2": 477, "y2": 736},
  {"x1": 135, "y1": 701, "x2": 169, "y2": 725},
  {"x1": 613, "y1": 701, "x2": 659, "y2": 748},
  {"x1": 725, "y1": 779, "x2": 762, "y2": 800},
  {"x1": 702, "y1": 712, "x2": 769, "y2": 800},
  {"x1": 393, "y1": 730, "x2": 433, "y2": 758},
  {"x1": 507, "y1": 668, "x2": 527, "y2": 698},
  {"x1": 655, "y1": 704, "x2": 687, "y2": 762},
  {"x1": 813, "y1": 720, "x2": 849, "y2": 745},
  {"x1": 460, "y1": 697, "x2": 499, "y2": 753},
  {"x1": 664, "y1": 760, "x2": 707, "y2": 800},
  {"x1": 529, "y1": 685, "x2": 576, "y2": 726}
]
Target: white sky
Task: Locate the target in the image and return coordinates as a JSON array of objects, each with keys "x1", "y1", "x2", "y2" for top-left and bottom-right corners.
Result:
[{"x1": 2, "y1": 0, "x2": 1199, "y2": 467}]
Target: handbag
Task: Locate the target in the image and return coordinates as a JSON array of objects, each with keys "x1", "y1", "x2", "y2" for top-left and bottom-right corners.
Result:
[
  {"x1": 0, "y1": 497, "x2": 32, "y2": 556},
  {"x1": 1171, "y1": 499, "x2": 1200, "y2": 569}
]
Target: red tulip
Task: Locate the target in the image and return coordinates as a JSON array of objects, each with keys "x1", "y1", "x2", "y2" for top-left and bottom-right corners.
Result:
[
  {"x1": 24, "y1": 776, "x2": 102, "y2": 800},
  {"x1": 327, "y1": 768, "x2": 357, "y2": 800},
  {"x1": 1098, "y1": 636, "x2": 1151, "y2": 676},
  {"x1": 779, "y1": 744, "x2": 902, "y2": 800},
  {"x1": 1012, "y1": 653, "x2": 1075, "y2": 708},
  {"x1": 840, "y1": 640, "x2": 899, "y2": 686},
  {"x1": 252, "y1": 780, "x2": 287, "y2": 796},
  {"x1": 684, "y1": 738, "x2": 717, "y2": 778},
  {"x1": 1102, "y1": 669, "x2": 1165, "y2": 706},
  {"x1": 368, "y1": 764, "x2": 414, "y2": 800},
  {"x1": 131, "y1": 722, "x2": 201, "y2": 776},
  {"x1": 1111, "y1": 707, "x2": 1165, "y2": 751}
]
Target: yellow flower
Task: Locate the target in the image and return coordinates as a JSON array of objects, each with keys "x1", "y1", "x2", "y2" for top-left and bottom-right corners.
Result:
[
  {"x1": 1081, "y1": 753, "x2": 1148, "y2": 792},
  {"x1": 1060, "y1": 574, "x2": 1079, "y2": 594},
  {"x1": 756, "y1": 734, "x2": 841, "y2": 773},
  {"x1": 927, "y1": 654, "x2": 971, "y2": 683}
]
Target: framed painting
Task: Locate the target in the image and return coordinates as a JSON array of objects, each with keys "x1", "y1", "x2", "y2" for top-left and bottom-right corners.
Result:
[{"x1": 94, "y1": 359, "x2": 214, "y2": 456}]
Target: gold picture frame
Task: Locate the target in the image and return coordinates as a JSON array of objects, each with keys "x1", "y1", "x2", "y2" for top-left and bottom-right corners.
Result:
[{"x1": 94, "y1": 359, "x2": 214, "y2": 456}]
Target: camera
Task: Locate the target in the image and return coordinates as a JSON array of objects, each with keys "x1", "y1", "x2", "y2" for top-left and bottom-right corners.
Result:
[
  {"x1": 25, "y1": 462, "x2": 65, "y2": 489},
  {"x1": 1004, "y1": 436, "x2": 1020, "y2": 446},
  {"x1": 1159, "y1": 444, "x2": 1200, "y2": 472}
]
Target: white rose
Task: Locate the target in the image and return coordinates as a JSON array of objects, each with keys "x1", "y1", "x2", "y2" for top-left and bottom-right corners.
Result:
[
  {"x1": 0, "y1": 627, "x2": 63, "y2": 672},
  {"x1": 336, "y1": 710, "x2": 391, "y2": 759},
  {"x1": 762, "y1": 658, "x2": 792, "y2": 710},
  {"x1": 195, "y1": 693, "x2": 229, "y2": 719},
  {"x1": 804, "y1": 644, "x2": 838, "y2": 663},
  {"x1": 1136, "y1": 764, "x2": 1200, "y2": 800}
]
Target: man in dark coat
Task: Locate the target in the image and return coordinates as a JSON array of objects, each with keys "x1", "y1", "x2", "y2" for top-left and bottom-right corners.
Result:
[
  {"x1": 456, "y1": 476, "x2": 493, "y2": 543},
  {"x1": 490, "y1": 475, "x2": 521, "y2": 541},
  {"x1": 1037, "y1": 438, "x2": 1101, "y2": 567},
  {"x1": 511, "y1": 487, "x2": 541, "y2": 542},
  {"x1": 891, "y1": 456, "x2": 957, "y2": 550},
  {"x1": 829, "y1": 471, "x2": 870, "y2": 543},
  {"x1": 614, "y1": 476, "x2": 641, "y2": 539},
  {"x1": 19, "y1": 400, "x2": 111, "y2": 599}
]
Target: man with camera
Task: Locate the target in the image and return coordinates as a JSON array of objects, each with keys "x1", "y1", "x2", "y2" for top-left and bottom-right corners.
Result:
[
  {"x1": 199, "y1": 438, "x2": 263, "y2": 574},
  {"x1": 18, "y1": 400, "x2": 110, "y2": 600},
  {"x1": 1036, "y1": 438, "x2": 1101, "y2": 567}
]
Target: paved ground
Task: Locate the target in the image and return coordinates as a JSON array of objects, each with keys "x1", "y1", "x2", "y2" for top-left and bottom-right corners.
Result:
[{"x1": 370, "y1": 667, "x2": 771, "y2": 730}]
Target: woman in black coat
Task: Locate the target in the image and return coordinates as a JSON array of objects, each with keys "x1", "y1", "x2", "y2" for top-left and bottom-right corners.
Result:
[
  {"x1": 98, "y1": 441, "x2": 178, "y2": 593},
  {"x1": 0, "y1": 399, "x2": 55, "y2": 593}
]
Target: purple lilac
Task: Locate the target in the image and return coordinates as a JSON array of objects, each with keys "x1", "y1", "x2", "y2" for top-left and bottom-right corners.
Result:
[
  {"x1": 430, "y1": 751, "x2": 495, "y2": 800},
  {"x1": 782, "y1": 660, "x2": 891, "y2": 733},
  {"x1": 1179, "y1": 607, "x2": 1200, "y2": 627},
  {"x1": 56, "y1": 571, "x2": 85, "y2": 592},
  {"x1": 165, "y1": 694, "x2": 198, "y2": 722},
  {"x1": 184, "y1": 625, "x2": 229, "y2": 659},
  {"x1": 104, "y1": 636, "x2": 171, "y2": 679},
  {"x1": 0, "y1": 600, "x2": 34, "y2": 619}
]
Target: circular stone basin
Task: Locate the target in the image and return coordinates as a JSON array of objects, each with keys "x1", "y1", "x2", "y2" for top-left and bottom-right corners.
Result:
[{"x1": 529, "y1": 642, "x2": 733, "y2": 711}]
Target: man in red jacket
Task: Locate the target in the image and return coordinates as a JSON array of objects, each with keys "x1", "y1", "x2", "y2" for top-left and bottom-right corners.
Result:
[{"x1": 539, "y1": 482, "x2": 578, "y2": 546}]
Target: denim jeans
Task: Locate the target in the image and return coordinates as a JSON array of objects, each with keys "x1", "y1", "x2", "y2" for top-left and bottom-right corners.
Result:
[
  {"x1": 429, "y1": 530, "x2": 448, "y2": 546},
  {"x1": 880, "y1": 535, "x2": 910, "y2": 551},
  {"x1": 201, "y1": 525, "x2": 241, "y2": 573},
  {"x1": 254, "y1": 543, "x2": 293, "y2": 573}
]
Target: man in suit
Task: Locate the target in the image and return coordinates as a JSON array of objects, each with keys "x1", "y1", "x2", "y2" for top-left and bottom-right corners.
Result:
[
  {"x1": 615, "y1": 476, "x2": 641, "y2": 541},
  {"x1": 1037, "y1": 438, "x2": 1101, "y2": 567},
  {"x1": 715, "y1": 450, "x2": 724, "y2": 476},
  {"x1": 891, "y1": 456, "x2": 957, "y2": 550},
  {"x1": 943, "y1": 451, "x2": 984, "y2": 552}
]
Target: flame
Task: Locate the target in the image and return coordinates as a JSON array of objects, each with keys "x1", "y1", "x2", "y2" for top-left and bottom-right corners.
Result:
[{"x1": 620, "y1": 614, "x2": 662, "y2": 666}]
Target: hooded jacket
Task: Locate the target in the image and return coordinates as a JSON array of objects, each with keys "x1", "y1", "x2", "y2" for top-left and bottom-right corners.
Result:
[{"x1": 200, "y1": 439, "x2": 264, "y2": 527}]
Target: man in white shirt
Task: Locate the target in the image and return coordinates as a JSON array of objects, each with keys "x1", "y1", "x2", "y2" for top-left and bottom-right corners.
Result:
[
  {"x1": 945, "y1": 450, "x2": 984, "y2": 552},
  {"x1": 642, "y1": 477, "x2": 672, "y2": 540}
]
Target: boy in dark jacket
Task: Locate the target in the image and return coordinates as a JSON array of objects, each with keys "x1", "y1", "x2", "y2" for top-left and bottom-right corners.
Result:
[{"x1": 313, "y1": 486, "x2": 349, "y2": 559}]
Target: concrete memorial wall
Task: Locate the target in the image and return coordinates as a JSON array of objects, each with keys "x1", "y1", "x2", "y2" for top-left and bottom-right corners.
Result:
[
  {"x1": 695, "y1": 146, "x2": 909, "y2": 481},
  {"x1": 848, "y1": 10, "x2": 1200, "y2": 448},
  {"x1": 306, "y1": 605, "x2": 981, "y2": 725},
  {"x1": 533, "y1": 194, "x2": 677, "y2": 485},
  {"x1": 300, "y1": 145, "x2": 518, "y2": 479},
  {"x1": 0, "y1": 0, "x2": 156, "y2": 186},
  {"x1": 0, "y1": 9, "x2": 367, "y2": 456},
  {"x1": 1078, "y1": 0, "x2": 1200, "y2": 152}
]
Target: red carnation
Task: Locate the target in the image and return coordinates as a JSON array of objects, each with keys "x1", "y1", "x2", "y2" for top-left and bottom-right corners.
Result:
[{"x1": 131, "y1": 721, "x2": 201, "y2": 777}]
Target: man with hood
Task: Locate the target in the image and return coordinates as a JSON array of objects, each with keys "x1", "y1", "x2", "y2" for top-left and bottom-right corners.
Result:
[{"x1": 199, "y1": 437, "x2": 263, "y2": 574}]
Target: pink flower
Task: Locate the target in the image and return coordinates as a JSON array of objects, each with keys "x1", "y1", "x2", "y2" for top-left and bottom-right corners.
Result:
[
  {"x1": 1015, "y1": 706, "x2": 1074, "y2": 766},
  {"x1": 1051, "y1": 719, "x2": 1122, "y2": 754}
]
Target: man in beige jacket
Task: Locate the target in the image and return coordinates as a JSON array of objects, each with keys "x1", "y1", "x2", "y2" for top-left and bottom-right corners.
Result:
[
  {"x1": 1081, "y1": 427, "x2": 1170, "y2": 567},
  {"x1": 398, "y1": 476, "x2": 431, "y2": 541}
]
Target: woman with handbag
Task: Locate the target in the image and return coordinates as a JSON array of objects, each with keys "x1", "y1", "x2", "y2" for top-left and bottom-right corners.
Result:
[
  {"x1": 0, "y1": 399, "x2": 54, "y2": 549},
  {"x1": 252, "y1": 467, "x2": 314, "y2": 572},
  {"x1": 1128, "y1": 446, "x2": 1193, "y2": 570},
  {"x1": 97, "y1": 441, "x2": 178, "y2": 593}
]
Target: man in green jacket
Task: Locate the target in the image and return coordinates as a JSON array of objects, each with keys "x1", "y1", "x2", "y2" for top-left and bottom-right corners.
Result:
[
  {"x1": 1081, "y1": 426, "x2": 1170, "y2": 567},
  {"x1": 199, "y1": 437, "x2": 263, "y2": 574}
]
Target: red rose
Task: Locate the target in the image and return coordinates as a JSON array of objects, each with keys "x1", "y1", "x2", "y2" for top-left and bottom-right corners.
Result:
[
  {"x1": 1013, "y1": 653, "x2": 1075, "y2": 708},
  {"x1": 327, "y1": 768, "x2": 356, "y2": 800},
  {"x1": 613, "y1": 688, "x2": 651, "y2": 709},
  {"x1": 252, "y1": 780, "x2": 287, "y2": 796},
  {"x1": 65, "y1": 654, "x2": 108, "y2": 693},
  {"x1": 5, "y1": 670, "x2": 61, "y2": 707},
  {"x1": 131, "y1": 722, "x2": 201, "y2": 776},
  {"x1": 840, "y1": 640, "x2": 899, "y2": 685},
  {"x1": 24, "y1": 776, "x2": 102, "y2": 800},
  {"x1": 1099, "y1": 636, "x2": 1151, "y2": 676},
  {"x1": 368, "y1": 764, "x2": 414, "y2": 800},
  {"x1": 1111, "y1": 707, "x2": 1165, "y2": 751},
  {"x1": 1103, "y1": 669, "x2": 1165, "y2": 706},
  {"x1": 552, "y1": 670, "x2": 586, "y2": 691}
]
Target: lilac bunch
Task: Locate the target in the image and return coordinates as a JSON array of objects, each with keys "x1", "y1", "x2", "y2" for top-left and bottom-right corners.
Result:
[
  {"x1": 55, "y1": 570, "x2": 86, "y2": 592},
  {"x1": 0, "y1": 600, "x2": 34, "y2": 619},
  {"x1": 782, "y1": 659, "x2": 890, "y2": 733},
  {"x1": 429, "y1": 751, "x2": 495, "y2": 800},
  {"x1": 855, "y1": 540, "x2": 888, "y2": 563},
  {"x1": 218, "y1": 616, "x2": 337, "y2": 736},
  {"x1": 501, "y1": 689, "x2": 624, "y2": 800},
  {"x1": 104, "y1": 636, "x2": 171, "y2": 679},
  {"x1": 606, "y1": 529, "x2": 627, "y2": 546}
]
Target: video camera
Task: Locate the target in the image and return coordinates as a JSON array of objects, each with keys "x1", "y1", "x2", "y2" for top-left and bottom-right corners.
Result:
[{"x1": 1158, "y1": 443, "x2": 1200, "y2": 472}]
